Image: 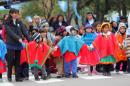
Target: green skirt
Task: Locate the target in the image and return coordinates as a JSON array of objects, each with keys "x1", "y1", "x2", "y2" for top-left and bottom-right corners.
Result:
[{"x1": 100, "y1": 55, "x2": 116, "y2": 64}]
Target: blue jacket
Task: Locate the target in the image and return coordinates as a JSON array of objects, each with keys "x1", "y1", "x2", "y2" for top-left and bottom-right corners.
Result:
[
  {"x1": 0, "y1": 39, "x2": 7, "y2": 61},
  {"x1": 58, "y1": 35, "x2": 84, "y2": 56},
  {"x1": 82, "y1": 33, "x2": 97, "y2": 46}
]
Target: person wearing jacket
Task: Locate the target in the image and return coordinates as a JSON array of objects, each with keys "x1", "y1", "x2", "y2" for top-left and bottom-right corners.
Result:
[{"x1": 4, "y1": 8, "x2": 31, "y2": 82}]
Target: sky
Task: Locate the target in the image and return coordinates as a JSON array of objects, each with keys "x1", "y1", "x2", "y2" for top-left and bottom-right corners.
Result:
[{"x1": 0, "y1": 2, "x2": 24, "y2": 10}]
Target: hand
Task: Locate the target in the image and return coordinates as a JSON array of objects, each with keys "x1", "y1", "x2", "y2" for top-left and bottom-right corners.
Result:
[
  {"x1": 21, "y1": 42, "x2": 26, "y2": 48},
  {"x1": 119, "y1": 45, "x2": 124, "y2": 49},
  {"x1": 51, "y1": 46, "x2": 58, "y2": 54},
  {"x1": 19, "y1": 38, "x2": 23, "y2": 43}
]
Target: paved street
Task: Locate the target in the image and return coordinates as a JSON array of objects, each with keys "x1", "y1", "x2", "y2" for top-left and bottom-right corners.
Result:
[{"x1": 0, "y1": 72, "x2": 130, "y2": 86}]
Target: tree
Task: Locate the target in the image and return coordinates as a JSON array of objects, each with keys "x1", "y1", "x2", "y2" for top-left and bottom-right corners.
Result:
[{"x1": 21, "y1": 0, "x2": 61, "y2": 20}]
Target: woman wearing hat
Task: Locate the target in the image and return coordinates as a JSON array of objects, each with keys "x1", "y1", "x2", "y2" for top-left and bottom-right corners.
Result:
[
  {"x1": 115, "y1": 22, "x2": 127, "y2": 73},
  {"x1": 80, "y1": 25, "x2": 99, "y2": 76},
  {"x1": 93, "y1": 22, "x2": 118, "y2": 76}
]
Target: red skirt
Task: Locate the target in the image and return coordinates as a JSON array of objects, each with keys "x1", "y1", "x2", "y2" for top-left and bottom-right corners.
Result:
[
  {"x1": 80, "y1": 49, "x2": 100, "y2": 66},
  {"x1": 0, "y1": 60, "x2": 6, "y2": 74}
]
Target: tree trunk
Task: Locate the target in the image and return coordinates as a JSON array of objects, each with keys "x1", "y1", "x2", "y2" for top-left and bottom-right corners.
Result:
[{"x1": 95, "y1": 0, "x2": 100, "y2": 21}]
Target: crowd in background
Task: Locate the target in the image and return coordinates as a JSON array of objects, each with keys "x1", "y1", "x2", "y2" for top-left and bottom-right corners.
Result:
[{"x1": 0, "y1": 8, "x2": 130, "y2": 82}]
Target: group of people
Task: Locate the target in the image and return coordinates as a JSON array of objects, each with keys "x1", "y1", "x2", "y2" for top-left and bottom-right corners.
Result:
[{"x1": 0, "y1": 8, "x2": 130, "y2": 82}]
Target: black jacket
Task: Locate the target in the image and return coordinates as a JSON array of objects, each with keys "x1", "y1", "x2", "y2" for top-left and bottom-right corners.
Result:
[
  {"x1": 4, "y1": 19, "x2": 31, "y2": 45},
  {"x1": 53, "y1": 21, "x2": 68, "y2": 30}
]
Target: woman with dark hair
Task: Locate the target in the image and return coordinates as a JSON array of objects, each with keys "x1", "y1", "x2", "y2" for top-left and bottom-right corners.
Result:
[
  {"x1": 4, "y1": 8, "x2": 31, "y2": 82},
  {"x1": 84, "y1": 12, "x2": 95, "y2": 27},
  {"x1": 53, "y1": 14, "x2": 68, "y2": 30},
  {"x1": 49, "y1": 16, "x2": 57, "y2": 27},
  {"x1": 111, "y1": 21, "x2": 118, "y2": 33}
]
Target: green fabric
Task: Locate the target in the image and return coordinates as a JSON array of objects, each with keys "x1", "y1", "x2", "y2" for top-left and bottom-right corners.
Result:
[
  {"x1": 100, "y1": 55, "x2": 116, "y2": 63},
  {"x1": 29, "y1": 60, "x2": 42, "y2": 69}
]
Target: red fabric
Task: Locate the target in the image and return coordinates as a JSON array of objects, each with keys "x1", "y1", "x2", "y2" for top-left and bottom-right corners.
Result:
[
  {"x1": 79, "y1": 44, "x2": 100, "y2": 66},
  {"x1": 53, "y1": 44, "x2": 90, "y2": 63},
  {"x1": 20, "y1": 41, "x2": 51, "y2": 66},
  {"x1": 93, "y1": 34, "x2": 118, "y2": 59},
  {"x1": 64, "y1": 51, "x2": 77, "y2": 62},
  {"x1": 53, "y1": 47, "x2": 61, "y2": 57},
  {"x1": 28, "y1": 41, "x2": 51, "y2": 66},
  {"x1": 20, "y1": 40, "x2": 28, "y2": 64},
  {"x1": 80, "y1": 49, "x2": 100, "y2": 66},
  {"x1": 64, "y1": 44, "x2": 89, "y2": 63},
  {"x1": 1, "y1": 25, "x2": 7, "y2": 42},
  {"x1": 0, "y1": 60, "x2": 6, "y2": 73},
  {"x1": 78, "y1": 44, "x2": 88, "y2": 57}
]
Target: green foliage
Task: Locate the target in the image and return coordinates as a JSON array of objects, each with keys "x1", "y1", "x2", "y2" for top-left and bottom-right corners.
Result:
[{"x1": 21, "y1": 0, "x2": 62, "y2": 19}]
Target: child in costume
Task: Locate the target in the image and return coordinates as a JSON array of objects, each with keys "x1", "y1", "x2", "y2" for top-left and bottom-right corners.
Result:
[
  {"x1": 115, "y1": 22, "x2": 127, "y2": 73},
  {"x1": 0, "y1": 37, "x2": 7, "y2": 82},
  {"x1": 25, "y1": 29, "x2": 52, "y2": 80},
  {"x1": 80, "y1": 25, "x2": 99, "y2": 76},
  {"x1": 40, "y1": 20, "x2": 54, "y2": 78},
  {"x1": 93, "y1": 22, "x2": 118, "y2": 76},
  {"x1": 53, "y1": 26, "x2": 67, "y2": 78},
  {"x1": 53, "y1": 26, "x2": 88, "y2": 78}
]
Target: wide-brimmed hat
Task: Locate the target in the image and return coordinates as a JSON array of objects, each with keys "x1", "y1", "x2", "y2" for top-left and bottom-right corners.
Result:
[{"x1": 101, "y1": 22, "x2": 112, "y2": 31}]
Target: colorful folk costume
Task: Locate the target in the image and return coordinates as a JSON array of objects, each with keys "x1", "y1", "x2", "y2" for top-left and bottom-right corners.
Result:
[
  {"x1": 20, "y1": 34, "x2": 52, "y2": 80},
  {"x1": 53, "y1": 27, "x2": 66, "y2": 78},
  {"x1": 0, "y1": 39, "x2": 7, "y2": 80},
  {"x1": 53, "y1": 26, "x2": 88, "y2": 78},
  {"x1": 80, "y1": 27, "x2": 99, "y2": 66},
  {"x1": 79, "y1": 26, "x2": 99, "y2": 75},
  {"x1": 115, "y1": 23, "x2": 127, "y2": 73},
  {"x1": 93, "y1": 22, "x2": 118, "y2": 76}
]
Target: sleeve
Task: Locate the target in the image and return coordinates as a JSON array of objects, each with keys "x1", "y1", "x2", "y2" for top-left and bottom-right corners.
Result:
[
  {"x1": 5, "y1": 23, "x2": 21, "y2": 41},
  {"x1": 19, "y1": 22, "x2": 32, "y2": 42}
]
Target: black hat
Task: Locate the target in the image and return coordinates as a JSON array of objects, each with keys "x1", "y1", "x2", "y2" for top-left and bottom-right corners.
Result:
[{"x1": 32, "y1": 32, "x2": 41, "y2": 42}]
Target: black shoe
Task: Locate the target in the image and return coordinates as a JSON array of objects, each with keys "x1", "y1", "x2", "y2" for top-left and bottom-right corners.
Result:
[
  {"x1": 107, "y1": 72, "x2": 111, "y2": 76},
  {"x1": 47, "y1": 75, "x2": 51, "y2": 79},
  {"x1": 35, "y1": 78, "x2": 40, "y2": 81},
  {"x1": 56, "y1": 75, "x2": 63, "y2": 78},
  {"x1": 42, "y1": 76, "x2": 47, "y2": 80},
  {"x1": 8, "y1": 78, "x2": 12, "y2": 82},
  {"x1": 72, "y1": 75, "x2": 78, "y2": 78},
  {"x1": 103, "y1": 72, "x2": 107, "y2": 76},
  {"x1": 16, "y1": 78, "x2": 23, "y2": 82},
  {"x1": 23, "y1": 77, "x2": 29, "y2": 80},
  {"x1": 35, "y1": 75, "x2": 40, "y2": 81},
  {"x1": 65, "y1": 75, "x2": 71, "y2": 78}
]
